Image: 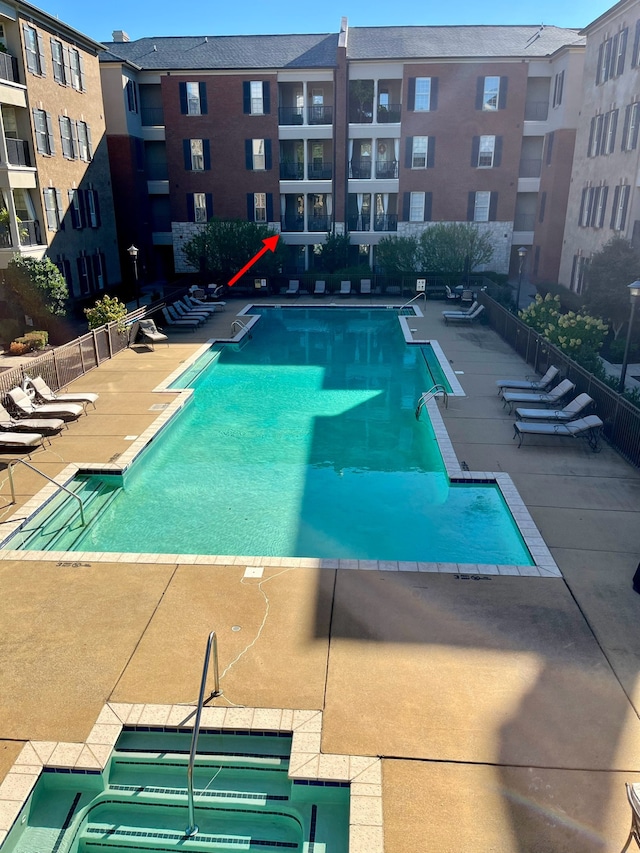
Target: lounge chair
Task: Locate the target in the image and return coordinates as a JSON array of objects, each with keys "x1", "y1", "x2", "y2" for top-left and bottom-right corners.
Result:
[
  {"x1": 622, "y1": 782, "x2": 640, "y2": 853},
  {"x1": 0, "y1": 400, "x2": 65, "y2": 434},
  {"x1": 360, "y1": 279, "x2": 372, "y2": 295},
  {"x1": 181, "y1": 296, "x2": 217, "y2": 315},
  {"x1": 502, "y1": 378, "x2": 576, "y2": 414},
  {"x1": 284, "y1": 280, "x2": 299, "y2": 297},
  {"x1": 444, "y1": 285, "x2": 459, "y2": 301},
  {"x1": 442, "y1": 303, "x2": 484, "y2": 324},
  {"x1": 137, "y1": 318, "x2": 169, "y2": 350},
  {"x1": 514, "y1": 393, "x2": 593, "y2": 423},
  {"x1": 513, "y1": 414, "x2": 603, "y2": 451},
  {"x1": 496, "y1": 365, "x2": 560, "y2": 396},
  {"x1": 0, "y1": 431, "x2": 48, "y2": 452},
  {"x1": 8, "y1": 387, "x2": 84, "y2": 421},
  {"x1": 184, "y1": 294, "x2": 225, "y2": 313},
  {"x1": 313, "y1": 280, "x2": 326, "y2": 296},
  {"x1": 25, "y1": 376, "x2": 99, "y2": 410},
  {"x1": 171, "y1": 301, "x2": 209, "y2": 323},
  {"x1": 339, "y1": 280, "x2": 352, "y2": 297},
  {"x1": 161, "y1": 307, "x2": 199, "y2": 330}
]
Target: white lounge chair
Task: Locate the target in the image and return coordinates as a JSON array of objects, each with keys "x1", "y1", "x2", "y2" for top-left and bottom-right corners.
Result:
[
  {"x1": 444, "y1": 285, "x2": 459, "y2": 301},
  {"x1": 25, "y1": 375, "x2": 99, "y2": 410},
  {"x1": 442, "y1": 303, "x2": 484, "y2": 324},
  {"x1": 514, "y1": 393, "x2": 593, "y2": 422},
  {"x1": 184, "y1": 294, "x2": 225, "y2": 313},
  {"x1": 496, "y1": 365, "x2": 560, "y2": 396},
  {"x1": 360, "y1": 279, "x2": 372, "y2": 295},
  {"x1": 622, "y1": 782, "x2": 640, "y2": 853},
  {"x1": 172, "y1": 301, "x2": 209, "y2": 323},
  {"x1": 284, "y1": 280, "x2": 299, "y2": 296},
  {"x1": 502, "y1": 379, "x2": 576, "y2": 414},
  {"x1": 137, "y1": 318, "x2": 169, "y2": 350},
  {"x1": 339, "y1": 280, "x2": 352, "y2": 296},
  {"x1": 8, "y1": 387, "x2": 84, "y2": 421},
  {"x1": 0, "y1": 431, "x2": 48, "y2": 452},
  {"x1": 181, "y1": 296, "x2": 217, "y2": 315},
  {"x1": 513, "y1": 414, "x2": 603, "y2": 451},
  {"x1": 313, "y1": 280, "x2": 326, "y2": 296},
  {"x1": 0, "y1": 401, "x2": 65, "y2": 434},
  {"x1": 162, "y1": 307, "x2": 199, "y2": 330}
]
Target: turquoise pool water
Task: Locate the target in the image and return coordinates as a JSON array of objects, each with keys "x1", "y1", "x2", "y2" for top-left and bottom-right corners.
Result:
[
  {"x1": 6, "y1": 308, "x2": 531, "y2": 564},
  {"x1": 1, "y1": 729, "x2": 349, "y2": 853}
]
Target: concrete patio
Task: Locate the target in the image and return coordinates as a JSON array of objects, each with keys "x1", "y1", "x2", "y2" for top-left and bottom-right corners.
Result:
[{"x1": 0, "y1": 293, "x2": 639, "y2": 852}]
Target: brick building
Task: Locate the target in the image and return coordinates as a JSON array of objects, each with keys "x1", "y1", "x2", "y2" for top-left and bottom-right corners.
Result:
[{"x1": 100, "y1": 21, "x2": 586, "y2": 282}]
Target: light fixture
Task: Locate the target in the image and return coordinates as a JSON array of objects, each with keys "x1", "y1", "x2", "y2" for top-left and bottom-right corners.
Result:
[{"x1": 618, "y1": 280, "x2": 640, "y2": 393}]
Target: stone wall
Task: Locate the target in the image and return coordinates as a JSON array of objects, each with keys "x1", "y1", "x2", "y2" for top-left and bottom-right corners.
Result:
[{"x1": 397, "y1": 220, "x2": 513, "y2": 274}]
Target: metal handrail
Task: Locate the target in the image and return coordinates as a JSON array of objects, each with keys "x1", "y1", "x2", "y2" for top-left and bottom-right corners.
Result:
[
  {"x1": 231, "y1": 319, "x2": 252, "y2": 338},
  {"x1": 416, "y1": 385, "x2": 449, "y2": 418},
  {"x1": 185, "y1": 631, "x2": 221, "y2": 837},
  {"x1": 399, "y1": 292, "x2": 428, "y2": 312},
  {"x1": 7, "y1": 459, "x2": 85, "y2": 526}
]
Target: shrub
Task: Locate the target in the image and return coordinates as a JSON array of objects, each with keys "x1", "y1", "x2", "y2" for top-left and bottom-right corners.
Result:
[
  {"x1": 8, "y1": 341, "x2": 29, "y2": 355},
  {"x1": 535, "y1": 281, "x2": 585, "y2": 313},
  {"x1": 84, "y1": 295, "x2": 128, "y2": 332},
  {"x1": 9, "y1": 330, "x2": 49, "y2": 354},
  {"x1": 4, "y1": 256, "x2": 68, "y2": 326}
]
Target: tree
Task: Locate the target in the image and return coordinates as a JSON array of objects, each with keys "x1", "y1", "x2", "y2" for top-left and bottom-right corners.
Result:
[
  {"x1": 417, "y1": 223, "x2": 494, "y2": 272},
  {"x1": 375, "y1": 236, "x2": 419, "y2": 273},
  {"x1": 583, "y1": 236, "x2": 640, "y2": 338},
  {"x1": 182, "y1": 219, "x2": 286, "y2": 283},
  {"x1": 4, "y1": 256, "x2": 68, "y2": 326},
  {"x1": 314, "y1": 232, "x2": 351, "y2": 273}
]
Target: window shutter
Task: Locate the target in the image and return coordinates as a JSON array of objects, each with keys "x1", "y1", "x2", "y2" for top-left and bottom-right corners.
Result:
[
  {"x1": 424, "y1": 192, "x2": 432, "y2": 222},
  {"x1": 402, "y1": 192, "x2": 410, "y2": 221},
  {"x1": 86, "y1": 124, "x2": 93, "y2": 159},
  {"x1": 265, "y1": 138, "x2": 272, "y2": 170},
  {"x1": 488, "y1": 192, "x2": 498, "y2": 221},
  {"x1": 203, "y1": 139, "x2": 211, "y2": 170},
  {"x1": 62, "y1": 46, "x2": 71, "y2": 85},
  {"x1": 70, "y1": 121, "x2": 78, "y2": 159},
  {"x1": 36, "y1": 31, "x2": 46, "y2": 76},
  {"x1": 475, "y1": 77, "x2": 484, "y2": 110},
  {"x1": 596, "y1": 43, "x2": 604, "y2": 84},
  {"x1": 407, "y1": 78, "x2": 415, "y2": 111},
  {"x1": 78, "y1": 53, "x2": 86, "y2": 91},
  {"x1": 55, "y1": 189, "x2": 64, "y2": 229},
  {"x1": 33, "y1": 108, "x2": 43, "y2": 152},
  {"x1": 245, "y1": 139, "x2": 253, "y2": 170},
  {"x1": 632, "y1": 112, "x2": 640, "y2": 150},
  {"x1": 45, "y1": 112, "x2": 55, "y2": 154},
  {"x1": 494, "y1": 136, "x2": 503, "y2": 167},
  {"x1": 633, "y1": 20, "x2": 640, "y2": 67},
  {"x1": 187, "y1": 193, "x2": 195, "y2": 222},
  {"x1": 546, "y1": 131, "x2": 554, "y2": 164},
  {"x1": 467, "y1": 191, "x2": 476, "y2": 221},
  {"x1": 620, "y1": 186, "x2": 630, "y2": 229},
  {"x1": 50, "y1": 39, "x2": 59, "y2": 82},
  {"x1": 205, "y1": 193, "x2": 213, "y2": 220},
  {"x1": 589, "y1": 116, "x2": 598, "y2": 153},
  {"x1": 23, "y1": 25, "x2": 35, "y2": 73},
  {"x1": 609, "y1": 186, "x2": 619, "y2": 227},
  {"x1": 243, "y1": 81, "x2": 251, "y2": 113},
  {"x1": 430, "y1": 78, "x2": 438, "y2": 110},
  {"x1": 266, "y1": 193, "x2": 273, "y2": 221},
  {"x1": 246, "y1": 193, "x2": 254, "y2": 221},
  {"x1": 426, "y1": 136, "x2": 435, "y2": 168},
  {"x1": 405, "y1": 137, "x2": 413, "y2": 168},
  {"x1": 471, "y1": 136, "x2": 480, "y2": 166},
  {"x1": 68, "y1": 191, "x2": 78, "y2": 228},
  {"x1": 578, "y1": 188, "x2": 587, "y2": 225},
  {"x1": 599, "y1": 186, "x2": 608, "y2": 227},
  {"x1": 538, "y1": 191, "x2": 547, "y2": 223},
  {"x1": 262, "y1": 82, "x2": 270, "y2": 114},
  {"x1": 179, "y1": 82, "x2": 188, "y2": 115},
  {"x1": 184, "y1": 139, "x2": 192, "y2": 170},
  {"x1": 43, "y1": 189, "x2": 55, "y2": 230},
  {"x1": 498, "y1": 77, "x2": 508, "y2": 109},
  {"x1": 58, "y1": 116, "x2": 66, "y2": 156},
  {"x1": 609, "y1": 110, "x2": 618, "y2": 149},
  {"x1": 199, "y1": 82, "x2": 207, "y2": 114}
]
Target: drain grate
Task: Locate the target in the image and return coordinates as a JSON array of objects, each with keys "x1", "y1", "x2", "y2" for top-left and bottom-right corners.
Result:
[{"x1": 149, "y1": 403, "x2": 170, "y2": 411}]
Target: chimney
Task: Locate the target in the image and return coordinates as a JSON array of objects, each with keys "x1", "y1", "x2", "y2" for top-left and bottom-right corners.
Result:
[{"x1": 112, "y1": 30, "x2": 130, "y2": 43}]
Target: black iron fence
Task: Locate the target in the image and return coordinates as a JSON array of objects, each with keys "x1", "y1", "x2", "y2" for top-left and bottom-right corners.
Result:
[{"x1": 479, "y1": 291, "x2": 640, "y2": 468}]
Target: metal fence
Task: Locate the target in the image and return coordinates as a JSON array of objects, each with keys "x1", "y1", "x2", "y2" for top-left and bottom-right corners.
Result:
[{"x1": 479, "y1": 291, "x2": 640, "y2": 468}]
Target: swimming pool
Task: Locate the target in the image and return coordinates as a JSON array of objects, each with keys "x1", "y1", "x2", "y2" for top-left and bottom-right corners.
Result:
[{"x1": 4, "y1": 308, "x2": 531, "y2": 565}]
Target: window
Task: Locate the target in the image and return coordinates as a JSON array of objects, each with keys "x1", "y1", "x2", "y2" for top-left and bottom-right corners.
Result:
[
  {"x1": 77, "y1": 253, "x2": 91, "y2": 294},
  {"x1": 43, "y1": 188, "x2": 64, "y2": 231},
  {"x1": 552, "y1": 70, "x2": 564, "y2": 107},
  {"x1": 23, "y1": 24, "x2": 45, "y2": 76},
  {"x1": 51, "y1": 38, "x2": 65, "y2": 84},
  {"x1": 589, "y1": 114, "x2": 604, "y2": 156},
  {"x1": 76, "y1": 122, "x2": 92, "y2": 161},
  {"x1": 93, "y1": 251, "x2": 106, "y2": 290},
  {"x1": 593, "y1": 185, "x2": 608, "y2": 227},
  {"x1": 254, "y1": 192, "x2": 267, "y2": 222},
  {"x1": 187, "y1": 82, "x2": 202, "y2": 115},
  {"x1": 243, "y1": 81, "x2": 270, "y2": 115},
  {"x1": 179, "y1": 82, "x2": 208, "y2": 115},
  {"x1": 33, "y1": 109, "x2": 55, "y2": 155},
  {"x1": 252, "y1": 139, "x2": 265, "y2": 170},
  {"x1": 579, "y1": 186, "x2": 594, "y2": 227},
  {"x1": 409, "y1": 191, "x2": 425, "y2": 222},
  {"x1": 247, "y1": 192, "x2": 272, "y2": 222},
  {"x1": 411, "y1": 136, "x2": 428, "y2": 168},
  {"x1": 126, "y1": 79, "x2": 138, "y2": 113},
  {"x1": 190, "y1": 139, "x2": 204, "y2": 171},
  {"x1": 622, "y1": 102, "x2": 640, "y2": 151},
  {"x1": 55, "y1": 255, "x2": 72, "y2": 289},
  {"x1": 603, "y1": 109, "x2": 618, "y2": 154},
  {"x1": 478, "y1": 135, "x2": 496, "y2": 167},
  {"x1": 414, "y1": 77, "x2": 431, "y2": 111},
  {"x1": 68, "y1": 189, "x2": 84, "y2": 228},
  {"x1": 249, "y1": 81, "x2": 263, "y2": 114},
  {"x1": 69, "y1": 48, "x2": 84, "y2": 91},
  {"x1": 570, "y1": 255, "x2": 590, "y2": 294},
  {"x1": 86, "y1": 189, "x2": 100, "y2": 228},
  {"x1": 611, "y1": 184, "x2": 630, "y2": 230},
  {"x1": 59, "y1": 116, "x2": 77, "y2": 159},
  {"x1": 598, "y1": 29, "x2": 628, "y2": 83},
  {"x1": 633, "y1": 20, "x2": 640, "y2": 68},
  {"x1": 193, "y1": 192, "x2": 207, "y2": 222},
  {"x1": 473, "y1": 191, "x2": 491, "y2": 222},
  {"x1": 482, "y1": 76, "x2": 499, "y2": 110},
  {"x1": 614, "y1": 29, "x2": 628, "y2": 76}
]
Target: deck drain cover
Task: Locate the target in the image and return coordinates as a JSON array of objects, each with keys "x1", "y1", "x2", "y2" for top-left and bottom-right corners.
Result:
[
  {"x1": 232, "y1": 626, "x2": 241, "y2": 632},
  {"x1": 149, "y1": 403, "x2": 170, "y2": 411}
]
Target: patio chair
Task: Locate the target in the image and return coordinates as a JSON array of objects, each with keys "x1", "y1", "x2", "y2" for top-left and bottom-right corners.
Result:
[
  {"x1": 445, "y1": 285, "x2": 460, "y2": 301},
  {"x1": 8, "y1": 387, "x2": 84, "y2": 421},
  {"x1": 514, "y1": 393, "x2": 593, "y2": 423},
  {"x1": 502, "y1": 378, "x2": 576, "y2": 415},
  {"x1": 0, "y1": 400, "x2": 65, "y2": 434},
  {"x1": 460, "y1": 288, "x2": 475, "y2": 305},
  {"x1": 360, "y1": 279, "x2": 372, "y2": 295},
  {"x1": 339, "y1": 280, "x2": 352, "y2": 297},
  {"x1": 513, "y1": 414, "x2": 603, "y2": 451},
  {"x1": 284, "y1": 280, "x2": 300, "y2": 297},
  {"x1": 182, "y1": 295, "x2": 218, "y2": 315},
  {"x1": 0, "y1": 430, "x2": 48, "y2": 453},
  {"x1": 162, "y1": 307, "x2": 199, "y2": 330},
  {"x1": 496, "y1": 365, "x2": 560, "y2": 396},
  {"x1": 171, "y1": 301, "x2": 209, "y2": 323},
  {"x1": 137, "y1": 318, "x2": 169, "y2": 350},
  {"x1": 313, "y1": 280, "x2": 326, "y2": 297},
  {"x1": 442, "y1": 304, "x2": 484, "y2": 325},
  {"x1": 622, "y1": 782, "x2": 640, "y2": 852},
  {"x1": 25, "y1": 375, "x2": 99, "y2": 410}
]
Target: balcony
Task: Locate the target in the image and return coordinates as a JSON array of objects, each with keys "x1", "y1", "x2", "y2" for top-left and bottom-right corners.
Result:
[
  {"x1": 5, "y1": 138, "x2": 31, "y2": 167},
  {"x1": 308, "y1": 162, "x2": 332, "y2": 180},
  {"x1": 307, "y1": 105, "x2": 333, "y2": 125},
  {"x1": 376, "y1": 104, "x2": 401, "y2": 123},
  {"x1": 375, "y1": 160, "x2": 398, "y2": 179},
  {"x1": 308, "y1": 215, "x2": 330, "y2": 231},
  {"x1": 141, "y1": 107, "x2": 165, "y2": 126},
  {"x1": 519, "y1": 158, "x2": 542, "y2": 178},
  {"x1": 0, "y1": 52, "x2": 19, "y2": 84},
  {"x1": 374, "y1": 214, "x2": 398, "y2": 232},
  {"x1": 347, "y1": 214, "x2": 371, "y2": 232},
  {"x1": 281, "y1": 215, "x2": 304, "y2": 232},
  {"x1": 279, "y1": 107, "x2": 304, "y2": 126},
  {"x1": 280, "y1": 162, "x2": 304, "y2": 180},
  {"x1": 349, "y1": 160, "x2": 372, "y2": 179},
  {"x1": 18, "y1": 219, "x2": 41, "y2": 246},
  {"x1": 524, "y1": 101, "x2": 549, "y2": 122},
  {"x1": 513, "y1": 213, "x2": 536, "y2": 231}
]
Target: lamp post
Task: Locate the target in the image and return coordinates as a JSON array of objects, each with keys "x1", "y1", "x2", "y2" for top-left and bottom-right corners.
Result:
[
  {"x1": 128, "y1": 244, "x2": 139, "y2": 308},
  {"x1": 618, "y1": 280, "x2": 640, "y2": 394},
  {"x1": 515, "y1": 246, "x2": 528, "y2": 312}
]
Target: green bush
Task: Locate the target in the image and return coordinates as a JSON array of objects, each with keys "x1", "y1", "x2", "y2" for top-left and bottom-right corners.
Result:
[
  {"x1": 10, "y1": 330, "x2": 48, "y2": 353},
  {"x1": 84, "y1": 295, "x2": 128, "y2": 332},
  {"x1": 535, "y1": 281, "x2": 585, "y2": 313}
]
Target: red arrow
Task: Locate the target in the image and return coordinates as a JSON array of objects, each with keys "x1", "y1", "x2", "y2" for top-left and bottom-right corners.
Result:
[{"x1": 228, "y1": 235, "x2": 279, "y2": 286}]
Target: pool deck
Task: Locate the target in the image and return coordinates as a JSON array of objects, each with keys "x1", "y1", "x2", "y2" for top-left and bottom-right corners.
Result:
[{"x1": 1, "y1": 294, "x2": 640, "y2": 852}]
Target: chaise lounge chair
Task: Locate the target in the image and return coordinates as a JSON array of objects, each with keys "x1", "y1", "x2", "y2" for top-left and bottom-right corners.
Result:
[
  {"x1": 513, "y1": 414, "x2": 603, "y2": 451},
  {"x1": 184, "y1": 294, "x2": 225, "y2": 313},
  {"x1": 171, "y1": 301, "x2": 209, "y2": 323},
  {"x1": 622, "y1": 782, "x2": 640, "y2": 853},
  {"x1": 181, "y1": 296, "x2": 217, "y2": 316},
  {"x1": 0, "y1": 431, "x2": 48, "y2": 453},
  {"x1": 161, "y1": 307, "x2": 199, "y2": 330},
  {"x1": 496, "y1": 365, "x2": 560, "y2": 396},
  {"x1": 501, "y1": 378, "x2": 576, "y2": 414},
  {"x1": 442, "y1": 303, "x2": 484, "y2": 324},
  {"x1": 8, "y1": 387, "x2": 83, "y2": 421},
  {"x1": 514, "y1": 393, "x2": 593, "y2": 423},
  {"x1": 0, "y1": 401, "x2": 65, "y2": 434},
  {"x1": 313, "y1": 280, "x2": 326, "y2": 296},
  {"x1": 136, "y1": 318, "x2": 169, "y2": 350},
  {"x1": 339, "y1": 280, "x2": 352, "y2": 297},
  {"x1": 284, "y1": 280, "x2": 300, "y2": 297},
  {"x1": 25, "y1": 376, "x2": 99, "y2": 410}
]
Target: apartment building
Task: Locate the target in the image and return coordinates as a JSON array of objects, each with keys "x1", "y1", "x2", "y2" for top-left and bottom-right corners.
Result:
[
  {"x1": 99, "y1": 21, "x2": 585, "y2": 280},
  {"x1": 559, "y1": 0, "x2": 640, "y2": 292},
  {"x1": 0, "y1": 0, "x2": 120, "y2": 301}
]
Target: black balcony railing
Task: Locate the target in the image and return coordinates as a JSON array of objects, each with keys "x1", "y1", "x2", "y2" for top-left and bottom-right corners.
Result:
[
  {"x1": 280, "y1": 162, "x2": 304, "y2": 180},
  {"x1": 513, "y1": 213, "x2": 536, "y2": 231},
  {"x1": 349, "y1": 159, "x2": 372, "y2": 179},
  {"x1": 0, "y1": 52, "x2": 19, "y2": 84},
  {"x1": 308, "y1": 215, "x2": 330, "y2": 231},
  {"x1": 279, "y1": 107, "x2": 304, "y2": 125},
  {"x1": 6, "y1": 138, "x2": 31, "y2": 167},
  {"x1": 140, "y1": 106, "x2": 165, "y2": 126},
  {"x1": 347, "y1": 214, "x2": 371, "y2": 231},
  {"x1": 0, "y1": 224, "x2": 11, "y2": 248},
  {"x1": 377, "y1": 104, "x2": 401, "y2": 123},
  {"x1": 518, "y1": 158, "x2": 542, "y2": 178},
  {"x1": 281, "y1": 216, "x2": 304, "y2": 232},
  {"x1": 375, "y1": 160, "x2": 398, "y2": 179},
  {"x1": 145, "y1": 162, "x2": 168, "y2": 180},
  {"x1": 349, "y1": 105, "x2": 373, "y2": 123},
  {"x1": 308, "y1": 162, "x2": 332, "y2": 180},
  {"x1": 18, "y1": 220, "x2": 41, "y2": 246},
  {"x1": 524, "y1": 100, "x2": 549, "y2": 121},
  {"x1": 374, "y1": 214, "x2": 398, "y2": 232},
  {"x1": 307, "y1": 105, "x2": 333, "y2": 125}
]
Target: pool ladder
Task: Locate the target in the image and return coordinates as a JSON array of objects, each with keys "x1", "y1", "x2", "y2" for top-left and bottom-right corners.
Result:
[
  {"x1": 7, "y1": 459, "x2": 85, "y2": 526},
  {"x1": 231, "y1": 318, "x2": 252, "y2": 338},
  {"x1": 399, "y1": 292, "x2": 428, "y2": 313},
  {"x1": 415, "y1": 385, "x2": 449, "y2": 419},
  {"x1": 185, "y1": 631, "x2": 221, "y2": 837}
]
